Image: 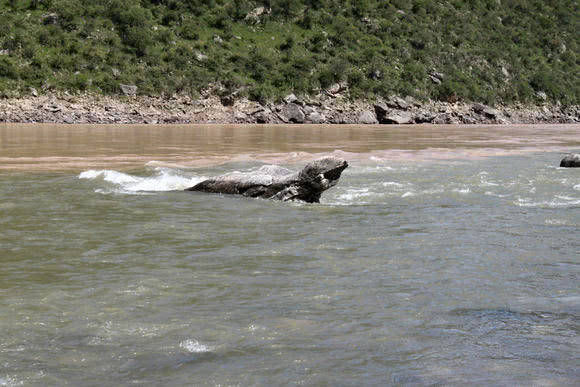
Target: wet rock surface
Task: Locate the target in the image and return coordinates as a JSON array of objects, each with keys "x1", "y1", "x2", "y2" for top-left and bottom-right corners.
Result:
[
  {"x1": 185, "y1": 157, "x2": 348, "y2": 203},
  {"x1": 560, "y1": 153, "x2": 580, "y2": 168}
]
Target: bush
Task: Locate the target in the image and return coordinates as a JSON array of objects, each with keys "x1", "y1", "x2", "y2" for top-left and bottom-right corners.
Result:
[{"x1": 0, "y1": 56, "x2": 19, "y2": 78}]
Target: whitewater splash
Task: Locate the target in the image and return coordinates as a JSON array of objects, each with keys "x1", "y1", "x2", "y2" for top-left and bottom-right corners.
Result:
[
  {"x1": 179, "y1": 339, "x2": 213, "y2": 353},
  {"x1": 78, "y1": 158, "x2": 579, "y2": 209},
  {"x1": 79, "y1": 167, "x2": 205, "y2": 194}
]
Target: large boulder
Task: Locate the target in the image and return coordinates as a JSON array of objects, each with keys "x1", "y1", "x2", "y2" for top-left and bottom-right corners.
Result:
[
  {"x1": 560, "y1": 153, "x2": 580, "y2": 168},
  {"x1": 185, "y1": 157, "x2": 348, "y2": 203},
  {"x1": 283, "y1": 103, "x2": 305, "y2": 123},
  {"x1": 373, "y1": 103, "x2": 389, "y2": 123},
  {"x1": 382, "y1": 112, "x2": 414, "y2": 124},
  {"x1": 358, "y1": 111, "x2": 378, "y2": 124}
]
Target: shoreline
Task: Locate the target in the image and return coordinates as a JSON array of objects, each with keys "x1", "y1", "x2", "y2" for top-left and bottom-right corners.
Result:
[{"x1": 0, "y1": 93, "x2": 578, "y2": 125}]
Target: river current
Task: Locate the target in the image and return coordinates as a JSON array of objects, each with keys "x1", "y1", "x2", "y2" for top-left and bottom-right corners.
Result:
[{"x1": 0, "y1": 124, "x2": 579, "y2": 385}]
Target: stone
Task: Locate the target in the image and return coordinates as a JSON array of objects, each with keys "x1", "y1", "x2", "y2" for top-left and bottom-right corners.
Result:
[
  {"x1": 42, "y1": 13, "x2": 58, "y2": 25},
  {"x1": 120, "y1": 84, "x2": 137, "y2": 96},
  {"x1": 326, "y1": 82, "x2": 346, "y2": 95},
  {"x1": 220, "y1": 94, "x2": 235, "y2": 106},
  {"x1": 283, "y1": 103, "x2": 305, "y2": 123},
  {"x1": 536, "y1": 91, "x2": 547, "y2": 101},
  {"x1": 429, "y1": 75, "x2": 442, "y2": 84},
  {"x1": 245, "y1": 6, "x2": 268, "y2": 23},
  {"x1": 560, "y1": 153, "x2": 580, "y2": 168},
  {"x1": 44, "y1": 104, "x2": 61, "y2": 113},
  {"x1": 386, "y1": 96, "x2": 409, "y2": 110},
  {"x1": 284, "y1": 93, "x2": 298, "y2": 104},
  {"x1": 358, "y1": 110, "x2": 378, "y2": 124},
  {"x1": 501, "y1": 66, "x2": 510, "y2": 78},
  {"x1": 472, "y1": 103, "x2": 486, "y2": 114},
  {"x1": 185, "y1": 157, "x2": 348, "y2": 203},
  {"x1": 234, "y1": 111, "x2": 247, "y2": 122},
  {"x1": 429, "y1": 71, "x2": 444, "y2": 84},
  {"x1": 254, "y1": 110, "x2": 271, "y2": 124},
  {"x1": 382, "y1": 112, "x2": 414, "y2": 124},
  {"x1": 482, "y1": 107, "x2": 501, "y2": 119},
  {"x1": 194, "y1": 51, "x2": 208, "y2": 61},
  {"x1": 306, "y1": 112, "x2": 326, "y2": 124},
  {"x1": 373, "y1": 103, "x2": 389, "y2": 123},
  {"x1": 414, "y1": 112, "x2": 435, "y2": 123}
]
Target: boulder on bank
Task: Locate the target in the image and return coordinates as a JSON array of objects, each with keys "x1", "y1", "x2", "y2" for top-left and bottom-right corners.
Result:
[
  {"x1": 373, "y1": 103, "x2": 414, "y2": 124},
  {"x1": 383, "y1": 112, "x2": 414, "y2": 124},
  {"x1": 283, "y1": 103, "x2": 305, "y2": 123},
  {"x1": 560, "y1": 153, "x2": 580, "y2": 168},
  {"x1": 473, "y1": 103, "x2": 501, "y2": 119},
  {"x1": 306, "y1": 111, "x2": 326, "y2": 124},
  {"x1": 358, "y1": 111, "x2": 378, "y2": 124}
]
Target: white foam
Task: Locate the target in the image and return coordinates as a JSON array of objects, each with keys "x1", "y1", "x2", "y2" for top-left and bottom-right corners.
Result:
[
  {"x1": 514, "y1": 197, "x2": 580, "y2": 208},
  {"x1": 79, "y1": 168, "x2": 205, "y2": 194},
  {"x1": 382, "y1": 181, "x2": 404, "y2": 187},
  {"x1": 574, "y1": 184, "x2": 580, "y2": 191},
  {"x1": 452, "y1": 188, "x2": 471, "y2": 194},
  {"x1": 179, "y1": 339, "x2": 212, "y2": 353},
  {"x1": 401, "y1": 191, "x2": 416, "y2": 198},
  {"x1": 335, "y1": 188, "x2": 372, "y2": 203},
  {"x1": 0, "y1": 376, "x2": 23, "y2": 387}
]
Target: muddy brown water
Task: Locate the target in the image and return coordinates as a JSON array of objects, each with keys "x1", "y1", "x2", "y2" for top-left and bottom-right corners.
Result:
[{"x1": 0, "y1": 123, "x2": 579, "y2": 385}]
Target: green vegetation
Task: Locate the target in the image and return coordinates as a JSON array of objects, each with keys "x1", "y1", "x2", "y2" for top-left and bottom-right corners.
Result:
[{"x1": 0, "y1": 0, "x2": 578, "y2": 105}]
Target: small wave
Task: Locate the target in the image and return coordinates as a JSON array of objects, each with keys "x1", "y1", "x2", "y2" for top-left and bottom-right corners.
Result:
[
  {"x1": 79, "y1": 167, "x2": 205, "y2": 194},
  {"x1": 334, "y1": 188, "x2": 372, "y2": 203},
  {"x1": 545, "y1": 219, "x2": 570, "y2": 226},
  {"x1": 514, "y1": 197, "x2": 580, "y2": 208},
  {"x1": 452, "y1": 188, "x2": 471, "y2": 194},
  {"x1": 574, "y1": 184, "x2": 580, "y2": 191},
  {"x1": 382, "y1": 181, "x2": 404, "y2": 187},
  {"x1": 484, "y1": 191, "x2": 511, "y2": 198},
  {"x1": 401, "y1": 191, "x2": 416, "y2": 198},
  {"x1": 179, "y1": 339, "x2": 212, "y2": 353},
  {"x1": 0, "y1": 376, "x2": 23, "y2": 387}
]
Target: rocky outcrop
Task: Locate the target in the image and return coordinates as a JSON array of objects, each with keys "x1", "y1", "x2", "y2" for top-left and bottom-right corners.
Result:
[
  {"x1": 0, "y1": 92, "x2": 577, "y2": 125},
  {"x1": 560, "y1": 154, "x2": 580, "y2": 168},
  {"x1": 185, "y1": 157, "x2": 348, "y2": 203}
]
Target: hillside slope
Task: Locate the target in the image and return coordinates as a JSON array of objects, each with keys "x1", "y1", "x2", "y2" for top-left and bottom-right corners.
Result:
[{"x1": 0, "y1": 0, "x2": 578, "y2": 105}]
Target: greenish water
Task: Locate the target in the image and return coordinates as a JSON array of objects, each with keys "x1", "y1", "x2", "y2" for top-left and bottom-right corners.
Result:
[{"x1": 0, "y1": 124, "x2": 579, "y2": 385}]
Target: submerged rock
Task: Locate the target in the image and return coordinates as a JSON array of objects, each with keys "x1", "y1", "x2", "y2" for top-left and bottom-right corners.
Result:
[
  {"x1": 560, "y1": 153, "x2": 580, "y2": 168},
  {"x1": 185, "y1": 157, "x2": 348, "y2": 203}
]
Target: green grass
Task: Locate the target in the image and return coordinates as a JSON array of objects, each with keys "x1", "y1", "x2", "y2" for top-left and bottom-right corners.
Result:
[{"x1": 0, "y1": 0, "x2": 578, "y2": 105}]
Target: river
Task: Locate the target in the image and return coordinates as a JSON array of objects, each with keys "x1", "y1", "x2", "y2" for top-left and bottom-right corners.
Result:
[{"x1": 0, "y1": 124, "x2": 579, "y2": 385}]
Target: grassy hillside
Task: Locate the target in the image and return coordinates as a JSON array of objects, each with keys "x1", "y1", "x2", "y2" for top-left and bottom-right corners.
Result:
[{"x1": 0, "y1": 0, "x2": 578, "y2": 105}]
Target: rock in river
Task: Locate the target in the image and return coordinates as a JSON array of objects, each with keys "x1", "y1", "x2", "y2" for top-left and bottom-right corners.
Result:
[
  {"x1": 560, "y1": 153, "x2": 580, "y2": 168},
  {"x1": 185, "y1": 157, "x2": 348, "y2": 203}
]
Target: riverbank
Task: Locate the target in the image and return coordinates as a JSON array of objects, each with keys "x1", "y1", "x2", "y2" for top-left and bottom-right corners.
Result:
[{"x1": 1, "y1": 93, "x2": 578, "y2": 125}]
